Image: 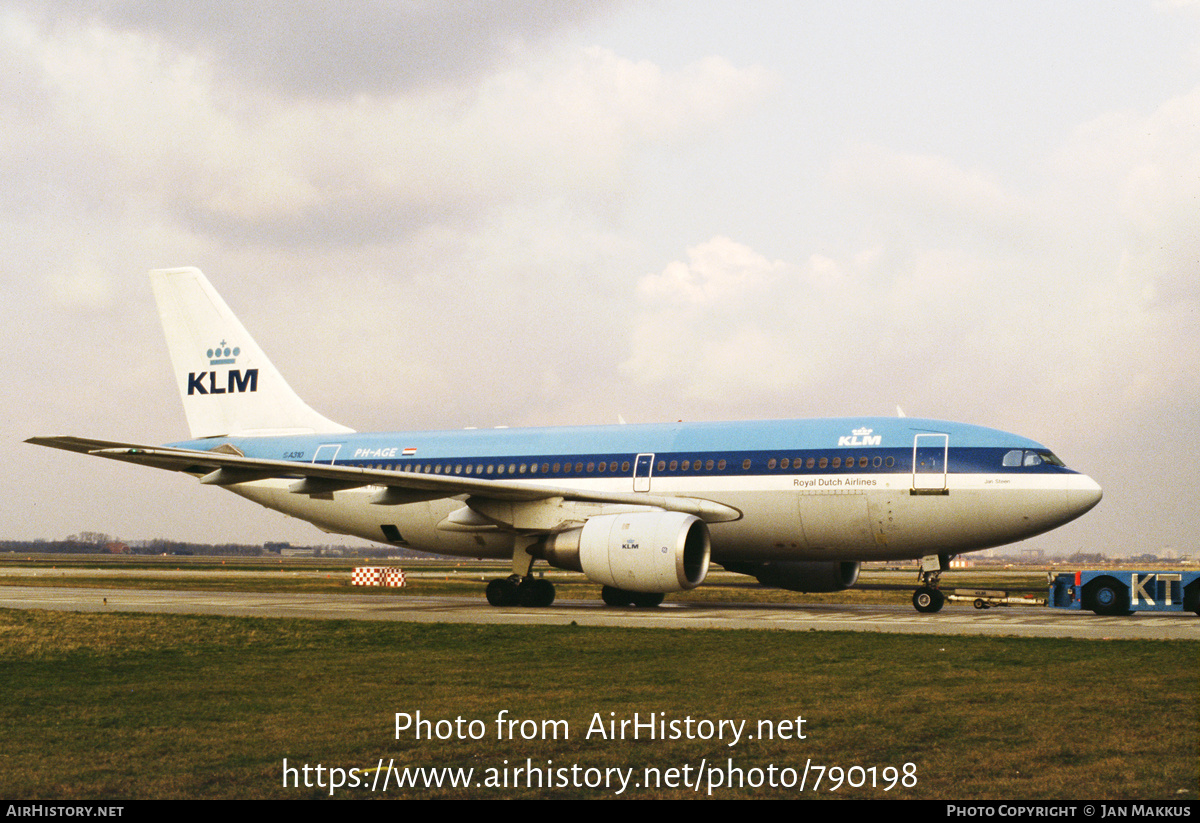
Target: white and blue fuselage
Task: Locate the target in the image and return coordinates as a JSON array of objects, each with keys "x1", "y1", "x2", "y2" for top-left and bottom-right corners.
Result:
[{"x1": 171, "y1": 416, "x2": 1101, "y2": 565}]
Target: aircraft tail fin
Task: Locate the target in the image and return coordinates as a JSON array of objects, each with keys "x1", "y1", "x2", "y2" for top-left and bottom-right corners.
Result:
[{"x1": 150, "y1": 267, "x2": 354, "y2": 439}]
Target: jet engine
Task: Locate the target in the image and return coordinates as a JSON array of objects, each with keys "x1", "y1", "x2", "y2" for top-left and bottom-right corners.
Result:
[
  {"x1": 726, "y1": 560, "x2": 861, "y2": 592},
  {"x1": 541, "y1": 511, "x2": 711, "y2": 592}
]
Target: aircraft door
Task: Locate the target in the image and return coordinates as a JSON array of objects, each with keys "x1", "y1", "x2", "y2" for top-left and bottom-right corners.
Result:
[
  {"x1": 633, "y1": 453, "x2": 654, "y2": 492},
  {"x1": 312, "y1": 444, "x2": 342, "y2": 465},
  {"x1": 911, "y1": 434, "x2": 948, "y2": 494}
]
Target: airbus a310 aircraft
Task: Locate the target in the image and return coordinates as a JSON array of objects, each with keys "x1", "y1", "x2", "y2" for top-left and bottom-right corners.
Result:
[{"x1": 29, "y1": 268, "x2": 1102, "y2": 612}]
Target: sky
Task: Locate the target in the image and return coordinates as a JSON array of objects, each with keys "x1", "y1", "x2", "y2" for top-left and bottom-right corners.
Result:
[{"x1": 5, "y1": 1, "x2": 1198, "y2": 556}]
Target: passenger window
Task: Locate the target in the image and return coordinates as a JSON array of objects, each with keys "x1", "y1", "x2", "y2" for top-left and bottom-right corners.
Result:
[
  {"x1": 742, "y1": 459, "x2": 750, "y2": 470},
  {"x1": 768, "y1": 458, "x2": 777, "y2": 469},
  {"x1": 718, "y1": 459, "x2": 726, "y2": 470},
  {"x1": 831, "y1": 457, "x2": 841, "y2": 468}
]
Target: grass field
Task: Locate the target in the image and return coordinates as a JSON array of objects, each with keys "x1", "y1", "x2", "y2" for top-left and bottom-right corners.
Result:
[{"x1": 1, "y1": 607, "x2": 1196, "y2": 799}]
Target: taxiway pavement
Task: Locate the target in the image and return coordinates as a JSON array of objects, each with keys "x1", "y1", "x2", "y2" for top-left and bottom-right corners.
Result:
[{"x1": 2, "y1": 584, "x2": 1197, "y2": 640}]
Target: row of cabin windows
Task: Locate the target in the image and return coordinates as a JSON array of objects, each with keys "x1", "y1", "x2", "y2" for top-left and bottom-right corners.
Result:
[
  {"x1": 659, "y1": 458, "x2": 727, "y2": 472},
  {"x1": 356, "y1": 454, "x2": 898, "y2": 475},
  {"x1": 767, "y1": 455, "x2": 896, "y2": 470},
  {"x1": 361, "y1": 461, "x2": 634, "y2": 476}
]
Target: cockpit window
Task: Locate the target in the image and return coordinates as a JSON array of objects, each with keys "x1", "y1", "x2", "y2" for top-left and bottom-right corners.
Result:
[{"x1": 1005, "y1": 449, "x2": 1065, "y2": 468}]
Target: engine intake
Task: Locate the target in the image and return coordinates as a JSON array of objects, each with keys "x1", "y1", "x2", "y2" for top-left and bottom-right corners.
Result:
[{"x1": 541, "y1": 511, "x2": 711, "y2": 592}]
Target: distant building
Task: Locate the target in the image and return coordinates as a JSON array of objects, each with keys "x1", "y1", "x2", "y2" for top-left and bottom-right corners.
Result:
[{"x1": 279, "y1": 548, "x2": 315, "y2": 557}]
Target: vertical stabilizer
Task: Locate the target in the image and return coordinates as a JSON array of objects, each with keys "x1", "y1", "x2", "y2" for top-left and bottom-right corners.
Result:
[{"x1": 150, "y1": 267, "x2": 354, "y2": 439}]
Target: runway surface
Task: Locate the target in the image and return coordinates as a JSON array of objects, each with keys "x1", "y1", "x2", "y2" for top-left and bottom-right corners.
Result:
[{"x1": 2, "y1": 584, "x2": 1197, "y2": 640}]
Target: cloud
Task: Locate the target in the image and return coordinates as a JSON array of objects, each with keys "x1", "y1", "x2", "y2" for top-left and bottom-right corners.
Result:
[
  {"x1": 0, "y1": 11, "x2": 772, "y2": 247},
  {"x1": 831, "y1": 143, "x2": 1035, "y2": 245},
  {"x1": 635, "y1": 235, "x2": 786, "y2": 305},
  {"x1": 16, "y1": 0, "x2": 621, "y2": 97},
  {"x1": 622, "y1": 238, "x2": 827, "y2": 403}
]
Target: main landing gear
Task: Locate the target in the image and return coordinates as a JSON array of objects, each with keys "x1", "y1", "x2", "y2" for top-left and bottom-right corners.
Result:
[
  {"x1": 912, "y1": 554, "x2": 951, "y2": 613},
  {"x1": 486, "y1": 574, "x2": 556, "y2": 607},
  {"x1": 485, "y1": 537, "x2": 556, "y2": 608},
  {"x1": 601, "y1": 586, "x2": 665, "y2": 608},
  {"x1": 482, "y1": 577, "x2": 668, "y2": 608}
]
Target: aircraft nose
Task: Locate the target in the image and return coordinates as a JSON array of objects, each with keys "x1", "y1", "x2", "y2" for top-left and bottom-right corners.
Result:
[{"x1": 1068, "y1": 475, "x2": 1103, "y2": 516}]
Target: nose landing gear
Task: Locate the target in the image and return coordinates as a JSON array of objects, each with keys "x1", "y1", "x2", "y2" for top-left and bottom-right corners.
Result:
[{"x1": 912, "y1": 554, "x2": 952, "y2": 613}]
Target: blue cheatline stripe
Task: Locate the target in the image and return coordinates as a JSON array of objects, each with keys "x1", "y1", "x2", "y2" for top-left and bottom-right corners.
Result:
[{"x1": 308, "y1": 447, "x2": 1076, "y2": 478}]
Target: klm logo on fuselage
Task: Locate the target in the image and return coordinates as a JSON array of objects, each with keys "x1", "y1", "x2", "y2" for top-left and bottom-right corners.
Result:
[
  {"x1": 187, "y1": 341, "x2": 258, "y2": 395},
  {"x1": 837, "y1": 427, "x2": 881, "y2": 447}
]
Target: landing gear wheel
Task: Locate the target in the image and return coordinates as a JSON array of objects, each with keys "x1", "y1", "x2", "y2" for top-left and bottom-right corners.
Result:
[
  {"x1": 912, "y1": 556, "x2": 947, "y2": 613},
  {"x1": 913, "y1": 587, "x2": 945, "y2": 613},
  {"x1": 601, "y1": 586, "x2": 632, "y2": 607},
  {"x1": 486, "y1": 576, "x2": 520, "y2": 607},
  {"x1": 518, "y1": 578, "x2": 556, "y2": 608},
  {"x1": 601, "y1": 587, "x2": 664, "y2": 607}
]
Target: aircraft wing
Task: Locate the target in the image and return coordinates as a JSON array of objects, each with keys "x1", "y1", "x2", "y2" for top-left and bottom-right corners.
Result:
[{"x1": 27, "y1": 436, "x2": 742, "y2": 525}]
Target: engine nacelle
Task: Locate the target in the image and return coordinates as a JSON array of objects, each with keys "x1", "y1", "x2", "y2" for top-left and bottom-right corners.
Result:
[
  {"x1": 541, "y1": 512, "x2": 711, "y2": 593},
  {"x1": 735, "y1": 560, "x2": 861, "y2": 593}
]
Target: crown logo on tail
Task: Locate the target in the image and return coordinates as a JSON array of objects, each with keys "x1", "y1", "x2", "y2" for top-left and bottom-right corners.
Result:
[{"x1": 207, "y1": 341, "x2": 241, "y2": 365}]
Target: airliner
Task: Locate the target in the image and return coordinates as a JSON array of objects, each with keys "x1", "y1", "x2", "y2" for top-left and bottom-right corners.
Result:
[{"x1": 29, "y1": 268, "x2": 1102, "y2": 612}]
